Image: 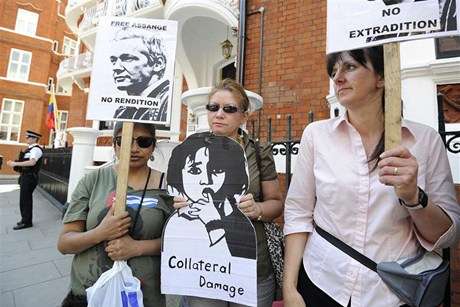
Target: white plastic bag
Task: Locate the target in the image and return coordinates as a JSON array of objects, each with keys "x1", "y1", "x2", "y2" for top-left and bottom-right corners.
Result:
[{"x1": 86, "y1": 260, "x2": 144, "y2": 307}]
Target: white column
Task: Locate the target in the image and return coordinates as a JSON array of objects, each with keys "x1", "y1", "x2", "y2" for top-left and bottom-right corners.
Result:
[
  {"x1": 66, "y1": 127, "x2": 100, "y2": 203},
  {"x1": 182, "y1": 87, "x2": 213, "y2": 134}
]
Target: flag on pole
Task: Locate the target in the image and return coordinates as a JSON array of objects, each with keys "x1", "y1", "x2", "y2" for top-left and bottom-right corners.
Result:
[{"x1": 46, "y1": 87, "x2": 58, "y2": 131}]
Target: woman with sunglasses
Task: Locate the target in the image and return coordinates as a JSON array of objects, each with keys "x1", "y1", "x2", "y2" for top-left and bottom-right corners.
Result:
[
  {"x1": 58, "y1": 122, "x2": 173, "y2": 307},
  {"x1": 175, "y1": 78, "x2": 283, "y2": 307}
]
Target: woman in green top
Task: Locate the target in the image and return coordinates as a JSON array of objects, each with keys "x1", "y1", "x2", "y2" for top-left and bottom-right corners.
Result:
[
  {"x1": 175, "y1": 78, "x2": 283, "y2": 307},
  {"x1": 58, "y1": 122, "x2": 173, "y2": 307}
]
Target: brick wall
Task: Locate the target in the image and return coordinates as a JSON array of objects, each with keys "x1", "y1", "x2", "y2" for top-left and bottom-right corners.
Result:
[
  {"x1": 0, "y1": 0, "x2": 84, "y2": 175},
  {"x1": 244, "y1": 0, "x2": 330, "y2": 142},
  {"x1": 243, "y1": 0, "x2": 330, "y2": 227}
]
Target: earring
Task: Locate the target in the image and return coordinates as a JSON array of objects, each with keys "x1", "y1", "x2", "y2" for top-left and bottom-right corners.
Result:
[{"x1": 149, "y1": 154, "x2": 155, "y2": 162}]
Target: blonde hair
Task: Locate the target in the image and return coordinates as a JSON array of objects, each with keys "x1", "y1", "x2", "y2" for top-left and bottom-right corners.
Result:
[{"x1": 208, "y1": 78, "x2": 250, "y2": 112}]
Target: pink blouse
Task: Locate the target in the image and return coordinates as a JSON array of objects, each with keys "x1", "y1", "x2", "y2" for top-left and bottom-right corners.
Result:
[{"x1": 284, "y1": 113, "x2": 460, "y2": 307}]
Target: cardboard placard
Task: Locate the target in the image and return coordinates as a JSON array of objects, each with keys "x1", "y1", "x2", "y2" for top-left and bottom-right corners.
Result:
[
  {"x1": 87, "y1": 17, "x2": 178, "y2": 125},
  {"x1": 161, "y1": 133, "x2": 257, "y2": 306},
  {"x1": 327, "y1": 0, "x2": 459, "y2": 54}
]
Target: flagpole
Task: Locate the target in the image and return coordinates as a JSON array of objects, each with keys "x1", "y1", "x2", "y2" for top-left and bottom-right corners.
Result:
[{"x1": 52, "y1": 84, "x2": 59, "y2": 132}]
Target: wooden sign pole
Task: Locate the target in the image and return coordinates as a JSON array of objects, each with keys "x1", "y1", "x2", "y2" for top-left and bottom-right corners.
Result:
[
  {"x1": 114, "y1": 122, "x2": 134, "y2": 215},
  {"x1": 383, "y1": 42, "x2": 402, "y2": 150}
]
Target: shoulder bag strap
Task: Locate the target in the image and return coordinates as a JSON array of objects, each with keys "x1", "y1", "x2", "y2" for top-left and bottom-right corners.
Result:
[
  {"x1": 130, "y1": 168, "x2": 152, "y2": 236},
  {"x1": 316, "y1": 226, "x2": 378, "y2": 272},
  {"x1": 159, "y1": 172, "x2": 165, "y2": 189},
  {"x1": 252, "y1": 140, "x2": 264, "y2": 202}
]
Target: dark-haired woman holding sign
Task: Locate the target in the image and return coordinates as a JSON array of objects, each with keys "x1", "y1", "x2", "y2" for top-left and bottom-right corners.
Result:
[
  {"x1": 283, "y1": 46, "x2": 460, "y2": 307},
  {"x1": 58, "y1": 122, "x2": 172, "y2": 307}
]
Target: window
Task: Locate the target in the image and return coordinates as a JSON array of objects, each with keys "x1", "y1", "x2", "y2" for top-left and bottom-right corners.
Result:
[
  {"x1": 435, "y1": 36, "x2": 460, "y2": 59},
  {"x1": 57, "y1": 111, "x2": 68, "y2": 131},
  {"x1": 62, "y1": 36, "x2": 78, "y2": 56},
  {"x1": 56, "y1": 79, "x2": 72, "y2": 95},
  {"x1": 47, "y1": 77, "x2": 54, "y2": 92},
  {"x1": 15, "y1": 9, "x2": 39, "y2": 35},
  {"x1": 0, "y1": 99, "x2": 24, "y2": 142},
  {"x1": 7, "y1": 49, "x2": 32, "y2": 81},
  {"x1": 52, "y1": 40, "x2": 59, "y2": 52},
  {"x1": 221, "y1": 62, "x2": 236, "y2": 80},
  {"x1": 99, "y1": 121, "x2": 114, "y2": 130}
]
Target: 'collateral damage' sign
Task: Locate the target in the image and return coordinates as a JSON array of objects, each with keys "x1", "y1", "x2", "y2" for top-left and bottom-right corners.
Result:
[
  {"x1": 87, "y1": 17, "x2": 177, "y2": 124},
  {"x1": 327, "y1": 0, "x2": 459, "y2": 53},
  {"x1": 161, "y1": 133, "x2": 257, "y2": 306}
]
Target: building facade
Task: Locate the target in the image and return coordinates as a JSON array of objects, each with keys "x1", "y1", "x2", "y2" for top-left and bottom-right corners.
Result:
[
  {"x1": 3, "y1": 0, "x2": 460, "y2": 303},
  {"x1": 0, "y1": 0, "x2": 88, "y2": 175}
]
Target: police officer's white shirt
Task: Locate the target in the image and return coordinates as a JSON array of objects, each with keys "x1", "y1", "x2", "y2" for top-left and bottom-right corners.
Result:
[{"x1": 25, "y1": 144, "x2": 42, "y2": 161}]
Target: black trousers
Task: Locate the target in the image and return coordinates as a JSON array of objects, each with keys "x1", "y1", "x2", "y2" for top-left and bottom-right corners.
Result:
[
  {"x1": 297, "y1": 263, "x2": 348, "y2": 307},
  {"x1": 297, "y1": 264, "x2": 409, "y2": 307},
  {"x1": 19, "y1": 173, "x2": 38, "y2": 225}
]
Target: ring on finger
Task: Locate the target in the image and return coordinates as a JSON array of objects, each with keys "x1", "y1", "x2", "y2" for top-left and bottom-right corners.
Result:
[{"x1": 393, "y1": 167, "x2": 398, "y2": 176}]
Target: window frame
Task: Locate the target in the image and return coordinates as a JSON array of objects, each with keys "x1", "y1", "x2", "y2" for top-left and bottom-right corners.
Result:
[
  {"x1": 7, "y1": 48, "x2": 32, "y2": 81},
  {"x1": 435, "y1": 36, "x2": 460, "y2": 59},
  {"x1": 62, "y1": 36, "x2": 78, "y2": 56},
  {"x1": 47, "y1": 77, "x2": 54, "y2": 92},
  {"x1": 55, "y1": 79, "x2": 72, "y2": 96},
  {"x1": 0, "y1": 98, "x2": 24, "y2": 143},
  {"x1": 15, "y1": 8, "x2": 39, "y2": 36},
  {"x1": 57, "y1": 110, "x2": 68, "y2": 131},
  {"x1": 52, "y1": 40, "x2": 59, "y2": 52}
]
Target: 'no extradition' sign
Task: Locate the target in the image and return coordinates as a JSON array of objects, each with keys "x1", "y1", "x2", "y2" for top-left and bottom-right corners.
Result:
[{"x1": 327, "y1": 0, "x2": 460, "y2": 54}]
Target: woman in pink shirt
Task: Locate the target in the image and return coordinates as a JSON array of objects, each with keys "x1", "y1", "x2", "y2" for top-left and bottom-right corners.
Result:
[{"x1": 283, "y1": 46, "x2": 460, "y2": 307}]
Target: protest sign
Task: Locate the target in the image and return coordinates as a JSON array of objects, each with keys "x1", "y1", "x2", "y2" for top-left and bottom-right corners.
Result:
[
  {"x1": 161, "y1": 133, "x2": 257, "y2": 306},
  {"x1": 87, "y1": 17, "x2": 177, "y2": 125},
  {"x1": 327, "y1": 0, "x2": 459, "y2": 53}
]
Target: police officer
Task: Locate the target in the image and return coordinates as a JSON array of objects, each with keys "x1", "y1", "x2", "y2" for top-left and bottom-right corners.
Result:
[{"x1": 7, "y1": 130, "x2": 43, "y2": 230}]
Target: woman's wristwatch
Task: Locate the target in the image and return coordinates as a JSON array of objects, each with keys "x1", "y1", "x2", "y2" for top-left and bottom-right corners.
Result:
[{"x1": 399, "y1": 187, "x2": 428, "y2": 210}]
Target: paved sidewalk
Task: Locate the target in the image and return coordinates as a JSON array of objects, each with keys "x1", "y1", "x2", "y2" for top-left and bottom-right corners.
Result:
[
  {"x1": 0, "y1": 183, "x2": 182, "y2": 307},
  {"x1": 0, "y1": 183, "x2": 71, "y2": 307}
]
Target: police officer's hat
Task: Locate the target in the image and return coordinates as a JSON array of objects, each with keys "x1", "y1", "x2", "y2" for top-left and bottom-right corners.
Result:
[{"x1": 25, "y1": 130, "x2": 42, "y2": 139}]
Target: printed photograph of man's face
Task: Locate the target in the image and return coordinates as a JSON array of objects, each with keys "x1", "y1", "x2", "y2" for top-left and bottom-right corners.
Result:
[{"x1": 109, "y1": 29, "x2": 167, "y2": 96}]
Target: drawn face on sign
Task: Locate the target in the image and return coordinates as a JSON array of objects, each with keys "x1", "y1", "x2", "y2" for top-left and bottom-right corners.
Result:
[
  {"x1": 182, "y1": 146, "x2": 226, "y2": 203},
  {"x1": 162, "y1": 133, "x2": 257, "y2": 304},
  {"x1": 167, "y1": 133, "x2": 249, "y2": 221}
]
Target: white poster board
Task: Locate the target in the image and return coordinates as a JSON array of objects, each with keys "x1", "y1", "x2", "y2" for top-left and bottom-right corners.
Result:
[
  {"x1": 161, "y1": 133, "x2": 257, "y2": 306},
  {"x1": 327, "y1": 0, "x2": 460, "y2": 53},
  {"x1": 87, "y1": 17, "x2": 177, "y2": 124}
]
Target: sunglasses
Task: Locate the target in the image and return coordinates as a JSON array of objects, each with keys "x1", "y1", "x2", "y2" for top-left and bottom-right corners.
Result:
[
  {"x1": 114, "y1": 136, "x2": 156, "y2": 148},
  {"x1": 205, "y1": 103, "x2": 242, "y2": 114}
]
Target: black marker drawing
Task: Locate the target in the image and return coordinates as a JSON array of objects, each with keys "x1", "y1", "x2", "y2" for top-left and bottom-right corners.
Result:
[{"x1": 166, "y1": 132, "x2": 257, "y2": 260}]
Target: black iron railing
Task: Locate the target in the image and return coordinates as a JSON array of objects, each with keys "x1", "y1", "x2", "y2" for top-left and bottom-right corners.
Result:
[
  {"x1": 38, "y1": 147, "x2": 72, "y2": 206},
  {"x1": 250, "y1": 113, "x2": 315, "y2": 190},
  {"x1": 440, "y1": 131, "x2": 460, "y2": 154}
]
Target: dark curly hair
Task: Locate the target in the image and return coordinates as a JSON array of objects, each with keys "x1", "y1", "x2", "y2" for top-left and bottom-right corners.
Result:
[{"x1": 167, "y1": 132, "x2": 248, "y2": 208}]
